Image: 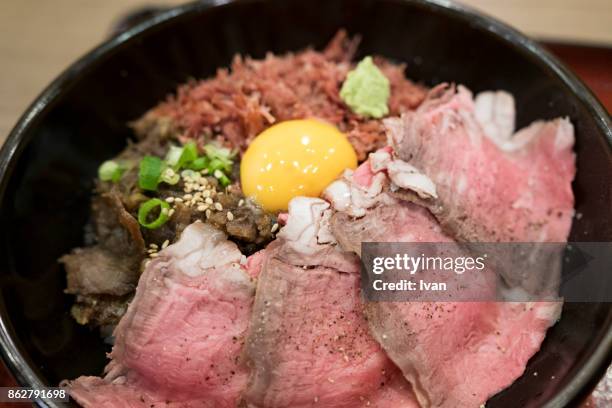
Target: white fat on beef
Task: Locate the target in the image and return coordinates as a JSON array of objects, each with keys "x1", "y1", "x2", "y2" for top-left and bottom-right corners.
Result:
[
  {"x1": 474, "y1": 89, "x2": 574, "y2": 154},
  {"x1": 508, "y1": 117, "x2": 575, "y2": 153},
  {"x1": 323, "y1": 168, "x2": 389, "y2": 218},
  {"x1": 370, "y1": 148, "x2": 437, "y2": 199},
  {"x1": 324, "y1": 148, "x2": 436, "y2": 217},
  {"x1": 474, "y1": 90, "x2": 516, "y2": 146},
  {"x1": 164, "y1": 221, "x2": 243, "y2": 275},
  {"x1": 277, "y1": 197, "x2": 336, "y2": 252}
]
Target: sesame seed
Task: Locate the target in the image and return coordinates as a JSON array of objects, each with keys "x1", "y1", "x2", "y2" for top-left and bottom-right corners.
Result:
[
  {"x1": 183, "y1": 194, "x2": 193, "y2": 200},
  {"x1": 161, "y1": 240, "x2": 170, "y2": 249},
  {"x1": 205, "y1": 197, "x2": 213, "y2": 205},
  {"x1": 168, "y1": 209, "x2": 175, "y2": 217},
  {"x1": 213, "y1": 169, "x2": 224, "y2": 179},
  {"x1": 161, "y1": 208, "x2": 169, "y2": 216},
  {"x1": 214, "y1": 202, "x2": 223, "y2": 211},
  {"x1": 238, "y1": 199, "x2": 244, "y2": 206},
  {"x1": 149, "y1": 243, "x2": 158, "y2": 249},
  {"x1": 203, "y1": 190, "x2": 211, "y2": 198},
  {"x1": 150, "y1": 253, "x2": 159, "y2": 258},
  {"x1": 227, "y1": 211, "x2": 234, "y2": 221},
  {"x1": 205, "y1": 209, "x2": 212, "y2": 218},
  {"x1": 174, "y1": 197, "x2": 184, "y2": 203},
  {"x1": 200, "y1": 169, "x2": 209, "y2": 175},
  {"x1": 197, "y1": 205, "x2": 207, "y2": 212},
  {"x1": 165, "y1": 197, "x2": 175, "y2": 203},
  {"x1": 271, "y1": 223, "x2": 279, "y2": 233}
]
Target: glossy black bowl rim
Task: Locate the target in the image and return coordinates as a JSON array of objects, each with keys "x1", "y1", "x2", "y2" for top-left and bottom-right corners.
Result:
[{"x1": 0, "y1": 0, "x2": 610, "y2": 407}]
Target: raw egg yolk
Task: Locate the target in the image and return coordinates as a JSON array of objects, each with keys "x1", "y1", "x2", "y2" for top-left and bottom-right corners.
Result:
[{"x1": 240, "y1": 119, "x2": 357, "y2": 212}]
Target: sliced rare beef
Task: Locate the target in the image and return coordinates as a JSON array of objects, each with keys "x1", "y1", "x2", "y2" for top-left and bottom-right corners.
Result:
[
  {"x1": 385, "y1": 84, "x2": 575, "y2": 243},
  {"x1": 325, "y1": 152, "x2": 563, "y2": 408},
  {"x1": 243, "y1": 198, "x2": 419, "y2": 408},
  {"x1": 66, "y1": 222, "x2": 256, "y2": 407},
  {"x1": 332, "y1": 203, "x2": 561, "y2": 407}
]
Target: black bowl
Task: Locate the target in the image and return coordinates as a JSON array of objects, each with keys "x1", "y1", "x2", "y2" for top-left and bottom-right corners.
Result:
[{"x1": 0, "y1": 0, "x2": 610, "y2": 407}]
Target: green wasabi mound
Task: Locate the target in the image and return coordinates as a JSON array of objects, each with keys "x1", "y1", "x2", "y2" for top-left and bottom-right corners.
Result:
[{"x1": 340, "y1": 56, "x2": 390, "y2": 119}]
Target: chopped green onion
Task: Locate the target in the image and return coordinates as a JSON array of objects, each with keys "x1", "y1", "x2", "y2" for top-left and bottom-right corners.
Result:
[
  {"x1": 208, "y1": 158, "x2": 229, "y2": 173},
  {"x1": 165, "y1": 146, "x2": 183, "y2": 167},
  {"x1": 98, "y1": 160, "x2": 124, "y2": 183},
  {"x1": 219, "y1": 175, "x2": 231, "y2": 187},
  {"x1": 189, "y1": 156, "x2": 210, "y2": 171},
  {"x1": 180, "y1": 142, "x2": 198, "y2": 167},
  {"x1": 138, "y1": 198, "x2": 170, "y2": 229},
  {"x1": 165, "y1": 142, "x2": 199, "y2": 170},
  {"x1": 160, "y1": 168, "x2": 179, "y2": 185},
  {"x1": 205, "y1": 143, "x2": 233, "y2": 159},
  {"x1": 205, "y1": 143, "x2": 234, "y2": 172},
  {"x1": 139, "y1": 156, "x2": 164, "y2": 191},
  {"x1": 213, "y1": 169, "x2": 231, "y2": 187}
]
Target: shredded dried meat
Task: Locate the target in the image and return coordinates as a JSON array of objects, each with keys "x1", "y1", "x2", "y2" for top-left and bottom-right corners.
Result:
[{"x1": 134, "y1": 31, "x2": 426, "y2": 160}]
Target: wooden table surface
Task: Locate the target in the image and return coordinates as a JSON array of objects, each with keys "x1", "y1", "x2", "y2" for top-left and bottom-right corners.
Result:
[{"x1": 0, "y1": 1, "x2": 610, "y2": 407}]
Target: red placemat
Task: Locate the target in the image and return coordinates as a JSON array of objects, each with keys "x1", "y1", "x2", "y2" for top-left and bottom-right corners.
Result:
[
  {"x1": 544, "y1": 43, "x2": 612, "y2": 112},
  {"x1": 0, "y1": 42, "x2": 609, "y2": 408}
]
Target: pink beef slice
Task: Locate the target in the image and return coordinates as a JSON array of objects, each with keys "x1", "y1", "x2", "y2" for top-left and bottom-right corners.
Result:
[
  {"x1": 365, "y1": 299, "x2": 561, "y2": 408},
  {"x1": 242, "y1": 240, "x2": 419, "y2": 408},
  {"x1": 66, "y1": 222, "x2": 256, "y2": 407},
  {"x1": 385, "y1": 84, "x2": 576, "y2": 243},
  {"x1": 331, "y1": 201, "x2": 561, "y2": 407}
]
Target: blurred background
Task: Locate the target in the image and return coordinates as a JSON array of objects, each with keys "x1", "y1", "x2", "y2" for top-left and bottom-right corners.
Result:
[
  {"x1": 0, "y1": 0, "x2": 610, "y2": 406},
  {"x1": 0, "y1": 0, "x2": 611, "y2": 143}
]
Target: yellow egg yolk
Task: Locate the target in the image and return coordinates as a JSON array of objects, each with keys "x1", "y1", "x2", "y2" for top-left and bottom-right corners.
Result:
[{"x1": 240, "y1": 119, "x2": 358, "y2": 212}]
